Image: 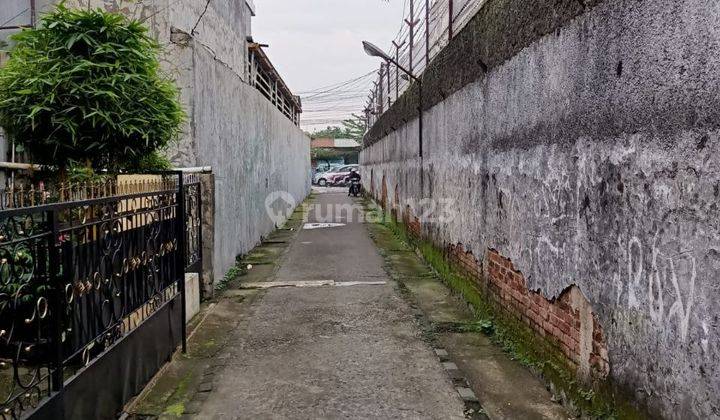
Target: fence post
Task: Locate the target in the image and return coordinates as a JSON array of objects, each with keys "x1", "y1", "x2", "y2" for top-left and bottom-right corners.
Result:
[
  {"x1": 425, "y1": 0, "x2": 430, "y2": 66},
  {"x1": 176, "y1": 172, "x2": 187, "y2": 353},
  {"x1": 387, "y1": 62, "x2": 391, "y2": 108},
  {"x1": 378, "y1": 67, "x2": 384, "y2": 115},
  {"x1": 200, "y1": 173, "x2": 215, "y2": 299},
  {"x1": 48, "y1": 210, "x2": 64, "y2": 393},
  {"x1": 392, "y1": 41, "x2": 405, "y2": 99},
  {"x1": 449, "y1": 0, "x2": 454, "y2": 40},
  {"x1": 408, "y1": 0, "x2": 415, "y2": 74}
]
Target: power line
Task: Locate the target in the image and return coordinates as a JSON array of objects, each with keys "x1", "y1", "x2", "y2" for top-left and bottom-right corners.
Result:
[
  {"x1": 297, "y1": 70, "x2": 375, "y2": 95},
  {"x1": 301, "y1": 77, "x2": 374, "y2": 100}
]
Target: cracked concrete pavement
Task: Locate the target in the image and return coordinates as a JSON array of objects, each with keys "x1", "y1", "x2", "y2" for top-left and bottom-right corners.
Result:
[
  {"x1": 129, "y1": 187, "x2": 567, "y2": 419},
  {"x1": 194, "y1": 189, "x2": 467, "y2": 419}
]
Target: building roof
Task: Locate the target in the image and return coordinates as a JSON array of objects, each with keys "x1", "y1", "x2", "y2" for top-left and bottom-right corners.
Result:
[
  {"x1": 311, "y1": 138, "x2": 335, "y2": 148},
  {"x1": 333, "y1": 138, "x2": 361, "y2": 148},
  {"x1": 310, "y1": 138, "x2": 361, "y2": 149},
  {"x1": 248, "y1": 43, "x2": 302, "y2": 110}
]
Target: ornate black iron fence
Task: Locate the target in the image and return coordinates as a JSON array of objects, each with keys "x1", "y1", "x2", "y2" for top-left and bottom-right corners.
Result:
[
  {"x1": 0, "y1": 172, "x2": 202, "y2": 419},
  {"x1": 182, "y1": 173, "x2": 202, "y2": 274}
]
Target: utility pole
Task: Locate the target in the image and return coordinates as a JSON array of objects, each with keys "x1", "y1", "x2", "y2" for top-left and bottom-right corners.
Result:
[
  {"x1": 406, "y1": 0, "x2": 416, "y2": 74},
  {"x1": 368, "y1": 90, "x2": 377, "y2": 126}
]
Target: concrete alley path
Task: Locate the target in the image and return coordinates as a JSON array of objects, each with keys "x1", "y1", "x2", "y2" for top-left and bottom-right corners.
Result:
[
  {"x1": 195, "y1": 189, "x2": 467, "y2": 418},
  {"x1": 129, "y1": 187, "x2": 568, "y2": 419}
]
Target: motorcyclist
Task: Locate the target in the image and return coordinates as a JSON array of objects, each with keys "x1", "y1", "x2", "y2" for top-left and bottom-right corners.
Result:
[{"x1": 347, "y1": 168, "x2": 361, "y2": 196}]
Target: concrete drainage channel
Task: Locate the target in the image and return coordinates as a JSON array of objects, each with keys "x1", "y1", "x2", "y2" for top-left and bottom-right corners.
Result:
[
  {"x1": 434, "y1": 348, "x2": 487, "y2": 419},
  {"x1": 239, "y1": 280, "x2": 387, "y2": 289},
  {"x1": 364, "y1": 216, "x2": 570, "y2": 419}
]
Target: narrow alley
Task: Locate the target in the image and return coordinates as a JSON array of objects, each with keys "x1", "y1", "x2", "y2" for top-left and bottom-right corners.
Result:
[
  {"x1": 1, "y1": 1, "x2": 717, "y2": 419},
  {"x1": 127, "y1": 188, "x2": 568, "y2": 419}
]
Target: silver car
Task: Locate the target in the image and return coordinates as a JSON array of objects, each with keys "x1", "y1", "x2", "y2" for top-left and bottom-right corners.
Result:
[{"x1": 313, "y1": 165, "x2": 343, "y2": 186}]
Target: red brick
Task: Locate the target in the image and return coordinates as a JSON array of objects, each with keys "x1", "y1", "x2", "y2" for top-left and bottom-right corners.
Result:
[
  {"x1": 510, "y1": 289, "x2": 523, "y2": 302},
  {"x1": 526, "y1": 303, "x2": 536, "y2": 314},
  {"x1": 538, "y1": 307, "x2": 549, "y2": 321},
  {"x1": 561, "y1": 311, "x2": 575, "y2": 327},
  {"x1": 551, "y1": 326, "x2": 562, "y2": 339},
  {"x1": 542, "y1": 320, "x2": 554, "y2": 334},
  {"x1": 531, "y1": 293, "x2": 544, "y2": 305}
]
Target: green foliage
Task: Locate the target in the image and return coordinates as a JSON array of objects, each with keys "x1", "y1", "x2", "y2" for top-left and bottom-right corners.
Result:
[
  {"x1": 0, "y1": 4, "x2": 185, "y2": 172},
  {"x1": 66, "y1": 159, "x2": 107, "y2": 183},
  {"x1": 307, "y1": 114, "x2": 367, "y2": 140},
  {"x1": 307, "y1": 126, "x2": 344, "y2": 139},
  {"x1": 340, "y1": 113, "x2": 367, "y2": 139},
  {"x1": 135, "y1": 150, "x2": 173, "y2": 172},
  {"x1": 216, "y1": 261, "x2": 244, "y2": 292},
  {"x1": 311, "y1": 148, "x2": 357, "y2": 162}
]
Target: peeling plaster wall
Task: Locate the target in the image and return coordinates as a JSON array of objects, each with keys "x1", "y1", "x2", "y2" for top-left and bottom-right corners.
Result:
[{"x1": 361, "y1": 0, "x2": 720, "y2": 418}]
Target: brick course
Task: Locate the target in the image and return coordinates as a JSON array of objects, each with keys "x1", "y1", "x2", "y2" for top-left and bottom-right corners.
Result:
[
  {"x1": 394, "y1": 205, "x2": 610, "y2": 379},
  {"x1": 449, "y1": 245, "x2": 610, "y2": 379},
  {"x1": 456, "y1": 248, "x2": 610, "y2": 377}
]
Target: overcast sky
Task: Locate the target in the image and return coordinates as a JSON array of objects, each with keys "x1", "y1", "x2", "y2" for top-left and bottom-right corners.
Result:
[{"x1": 253, "y1": 0, "x2": 406, "y2": 131}]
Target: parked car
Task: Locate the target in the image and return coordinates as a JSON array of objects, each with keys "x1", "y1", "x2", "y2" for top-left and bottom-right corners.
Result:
[
  {"x1": 327, "y1": 165, "x2": 359, "y2": 186},
  {"x1": 314, "y1": 165, "x2": 343, "y2": 186}
]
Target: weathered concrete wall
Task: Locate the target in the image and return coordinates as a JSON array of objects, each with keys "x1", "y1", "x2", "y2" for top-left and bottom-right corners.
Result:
[
  {"x1": 59, "y1": 0, "x2": 254, "y2": 167},
  {"x1": 191, "y1": 43, "x2": 310, "y2": 282},
  {"x1": 50, "y1": 0, "x2": 311, "y2": 284},
  {"x1": 361, "y1": 0, "x2": 720, "y2": 418}
]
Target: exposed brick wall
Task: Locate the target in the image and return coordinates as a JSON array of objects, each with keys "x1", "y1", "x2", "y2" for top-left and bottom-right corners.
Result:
[
  {"x1": 447, "y1": 246, "x2": 610, "y2": 380},
  {"x1": 388, "y1": 203, "x2": 610, "y2": 380},
  {"x1": 447, "y1": 243, "x2": 483, "y2": 281},
  {"x1": 380, "y1": 175, "x2": 388, "y2": 209},
  {"x1": 401, "y1": 206, "x2": 422, "y2": 239}
]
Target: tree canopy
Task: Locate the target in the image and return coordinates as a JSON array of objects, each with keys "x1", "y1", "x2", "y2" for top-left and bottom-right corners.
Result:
[
  {"x1": 307, "y1": 114, "x2": 366, "y2": 140},
  {"x1": 0, "y1": 5, "x2": 185, "y2": 172}
]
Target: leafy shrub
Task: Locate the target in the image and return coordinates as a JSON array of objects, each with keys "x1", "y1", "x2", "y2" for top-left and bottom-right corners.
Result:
[
  {"x1": 0, "y1": 4, "x2": 185, "y2": 172},
  {"x1": 135, "y1": 150, "x2": 173, "y2": 172}
]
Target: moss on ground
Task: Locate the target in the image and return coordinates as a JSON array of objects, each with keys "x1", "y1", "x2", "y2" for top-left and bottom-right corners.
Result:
[{"x1": 363, "y1": 198, "x2": 645, "y2": 420}]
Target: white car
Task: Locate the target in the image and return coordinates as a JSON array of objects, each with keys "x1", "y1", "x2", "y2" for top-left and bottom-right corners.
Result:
[{"x1": 313, "y1": 166, "x2": 343, "y2": 186}]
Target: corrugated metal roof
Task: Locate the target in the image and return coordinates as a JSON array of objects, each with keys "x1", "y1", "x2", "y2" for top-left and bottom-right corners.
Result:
[
  {"x1": 333, "y1": 138, "x2": 361, "y2": 148},
  {"x1": 311, "y1": 138, "x2": 335, "y2": 148}
]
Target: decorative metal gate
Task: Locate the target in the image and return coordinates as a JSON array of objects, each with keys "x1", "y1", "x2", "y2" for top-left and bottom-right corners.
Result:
[{"x1": 0, "y1": 172, "x2": 202, "y2": 419}]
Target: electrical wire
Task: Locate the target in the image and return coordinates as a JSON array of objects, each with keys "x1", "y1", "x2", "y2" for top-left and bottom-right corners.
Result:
[{"x1": 297, "y1": 70, "x2": 375, "y2": 95}]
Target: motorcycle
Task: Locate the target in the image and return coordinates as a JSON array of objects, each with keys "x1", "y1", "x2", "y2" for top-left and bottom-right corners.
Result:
[{"x1": 348, "y1": 178, "x2": 362, "y2": 197}]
